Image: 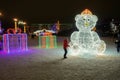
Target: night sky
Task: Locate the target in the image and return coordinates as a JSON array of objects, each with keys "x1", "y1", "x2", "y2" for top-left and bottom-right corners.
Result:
[{"x1": 0, "y1": 0, "x2": 119, "y2": 24}]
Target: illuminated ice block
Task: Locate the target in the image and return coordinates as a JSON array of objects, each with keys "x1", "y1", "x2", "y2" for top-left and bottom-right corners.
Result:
[
  {"x1": 3, "y1": 34, "x2": 28, "y2": 53},
  {"x1": 69, "y1": 9, "x2": 106, "y2": 55},
  {"x1": 39, "y1": 36, "x2": 57, "y2": 48}
]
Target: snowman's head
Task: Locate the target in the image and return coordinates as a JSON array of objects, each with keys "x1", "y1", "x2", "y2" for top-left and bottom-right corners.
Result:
[{"x1": 75, "y1": 9, "x2": 98, "y2": 31}]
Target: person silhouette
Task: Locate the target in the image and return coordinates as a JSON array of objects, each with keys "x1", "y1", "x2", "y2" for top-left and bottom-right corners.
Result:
[
  {"x1": 115, "y1": 40, "x2": 120, "y2": 52},
  {"x1": 115, "y1": 32, "x2": 120, "y2": 52},
  {"x1": 63, "y1": 38, "x2": 69, "y2": 58}
]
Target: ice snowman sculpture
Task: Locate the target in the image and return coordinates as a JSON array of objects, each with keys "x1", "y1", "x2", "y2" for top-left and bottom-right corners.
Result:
[{"x1": 69, "y1": 9, "x2": 106, "y2": 55}]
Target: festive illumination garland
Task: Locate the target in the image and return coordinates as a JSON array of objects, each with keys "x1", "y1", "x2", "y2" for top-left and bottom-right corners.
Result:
[
  {"x1": 3, "y1": 28, "x2": 27, "y2": 53},
  {"x1": 7, "y1": 28, "x2": 22, "y2": 34},
  {"x1": 3, "y1": 34, "x2": 28, "y2": 53},
  {"x1": 38, "y1": 36, "x2": 57, "y2": 48}
]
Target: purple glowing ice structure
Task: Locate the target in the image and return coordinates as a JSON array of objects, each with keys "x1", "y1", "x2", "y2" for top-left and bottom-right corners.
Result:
[{"x1": 3, "y1": 34, "x2": 28, "y2": 53}]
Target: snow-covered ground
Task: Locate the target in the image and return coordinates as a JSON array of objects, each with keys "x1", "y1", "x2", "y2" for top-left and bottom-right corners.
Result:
[{"x1": 0, "y1": 36, "x2": 120, "y2": 80}]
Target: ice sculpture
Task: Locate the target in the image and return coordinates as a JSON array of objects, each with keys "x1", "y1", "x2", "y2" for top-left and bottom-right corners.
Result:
[{"x1": 69, "y1": 9, "x2": 106, "y2": 55}]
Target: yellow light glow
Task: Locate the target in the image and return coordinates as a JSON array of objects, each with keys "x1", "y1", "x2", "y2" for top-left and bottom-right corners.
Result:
[
  {"x1": 13, "y1": 18, "x2": 18, "y2": 33},
  {"x1": 0, "y1": 12, "x2": 2, "y2": 16},
  {"x1": 13, "y1": 18, "x2": 18, "y2": 22},
  {"x1": 23, "y1": 22, "x2": 26, "y2": 25},
  {"x1": 23, "y1": 22, "x2": 27, "y2": 33}
]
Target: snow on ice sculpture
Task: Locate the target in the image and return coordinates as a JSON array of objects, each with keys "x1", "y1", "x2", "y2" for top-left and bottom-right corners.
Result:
[{"x1": 69, "y1": 9, "x2": 106, "y2": 55}]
